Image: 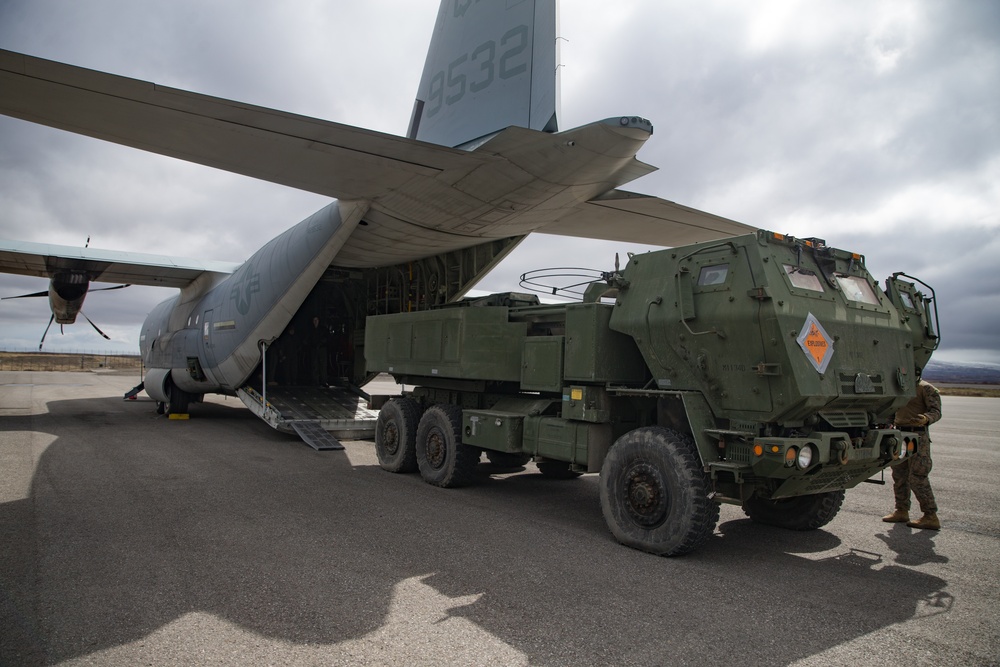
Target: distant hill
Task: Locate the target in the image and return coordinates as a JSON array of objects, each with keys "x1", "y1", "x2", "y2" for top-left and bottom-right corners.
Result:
[{"x1": 923, "y1": 359, "x2": 1000, "y2": 385}]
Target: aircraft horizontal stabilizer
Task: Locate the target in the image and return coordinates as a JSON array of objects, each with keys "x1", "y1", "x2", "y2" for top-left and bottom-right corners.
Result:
[{"x1": 540, "y1": 189, "x2": 754, "y2": 247}]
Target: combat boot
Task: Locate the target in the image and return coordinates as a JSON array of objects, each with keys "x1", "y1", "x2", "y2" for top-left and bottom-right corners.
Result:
[
  {"x1": 881, "y1": 509, "x2": 909, "y2": 523},
  {"x1": 907, "y1": 512, "x2": 940, "y2": 530}
]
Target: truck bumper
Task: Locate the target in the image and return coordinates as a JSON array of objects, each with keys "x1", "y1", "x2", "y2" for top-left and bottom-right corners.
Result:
[{"x1": 709, "y1": 428, "x2": 919, "y2": 499}]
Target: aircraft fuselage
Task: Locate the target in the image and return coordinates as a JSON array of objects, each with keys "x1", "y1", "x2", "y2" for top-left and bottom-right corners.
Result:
[{"x1": 140, "y1": 200, "x2": 366, "y2": 403}]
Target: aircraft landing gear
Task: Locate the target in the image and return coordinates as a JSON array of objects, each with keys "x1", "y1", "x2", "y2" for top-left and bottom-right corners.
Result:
[{"x1": 157, "y1": 384, "x2": 192, "y2": 416}]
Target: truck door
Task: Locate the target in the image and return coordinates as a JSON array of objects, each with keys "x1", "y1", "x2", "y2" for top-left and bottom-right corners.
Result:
[
  {"x1": 679, "y1": 244, "x2": 773, "y2": 414},
  {"x1": 885, "y1": 273, "x2": 939, "y2": 370}
]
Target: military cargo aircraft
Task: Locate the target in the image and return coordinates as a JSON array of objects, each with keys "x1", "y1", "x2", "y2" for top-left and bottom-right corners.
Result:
[{"x1": 0, "y1": 0, "x2": 752, "y2": 447}]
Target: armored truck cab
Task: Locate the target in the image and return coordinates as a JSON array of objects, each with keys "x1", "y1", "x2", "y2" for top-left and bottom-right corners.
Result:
[{"x1": 364, "y1": 230, "x2": 939, "y2": 556}]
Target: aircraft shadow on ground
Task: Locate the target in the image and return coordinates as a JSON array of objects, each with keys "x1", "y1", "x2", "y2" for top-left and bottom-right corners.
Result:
[{"x1": 0, "y1": 393, "x2": 949, "y2": 665}]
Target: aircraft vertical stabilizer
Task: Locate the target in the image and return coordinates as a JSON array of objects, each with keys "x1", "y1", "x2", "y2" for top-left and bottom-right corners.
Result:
[{"x1": 407, "y1": 0, "x2": 558, "y2": 148}]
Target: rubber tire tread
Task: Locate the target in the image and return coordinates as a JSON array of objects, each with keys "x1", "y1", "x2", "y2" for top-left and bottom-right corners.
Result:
[
  {"x1": 600, "y1": 427, "x2": 719, "y2": 556},
  {"x1": 165, "y1": 384, "x2": 190, "y2": 415},
  {"x1": 742, "y1": 489, "x2": 845, "y2": 531},
  {"x1": 416, "y1": 404, "x2": 479, "y2": 488},
  {"x1": 375, "y1": 398, "x2": 421, "y2": 473}
]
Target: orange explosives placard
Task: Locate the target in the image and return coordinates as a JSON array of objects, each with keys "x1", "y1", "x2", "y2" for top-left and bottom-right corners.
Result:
[{"x1": 797, "y1": 313, "x2": 834, "y2": 373}]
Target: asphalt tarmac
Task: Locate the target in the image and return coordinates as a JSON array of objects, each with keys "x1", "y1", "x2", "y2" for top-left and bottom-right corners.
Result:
[{"x1": 1, "y1": 370, "x2": 998, "y2": 666}]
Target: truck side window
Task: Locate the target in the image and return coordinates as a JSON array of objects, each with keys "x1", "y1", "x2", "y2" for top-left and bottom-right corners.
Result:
[
  {"x1": 834, "y1": 274, "x2": 879, "y2": 305},
  {"x1": 697, "y1": 264, "x2": 728, "y2": 286},
  {"x1": 783, "y1": 265, "x2": 824, "y2": 292}
]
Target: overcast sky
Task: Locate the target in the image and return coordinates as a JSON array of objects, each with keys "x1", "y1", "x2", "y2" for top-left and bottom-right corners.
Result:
[{"x1": 1, "y1": 0, "x2": 998, "y2": 364}]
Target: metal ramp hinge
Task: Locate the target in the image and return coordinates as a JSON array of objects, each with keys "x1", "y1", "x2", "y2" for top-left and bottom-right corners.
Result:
[{"x1": 290, "y1": 420, "x2": 345, "y2": 451}]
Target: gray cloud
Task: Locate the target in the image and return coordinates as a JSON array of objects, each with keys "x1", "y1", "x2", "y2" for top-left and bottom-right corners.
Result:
[{"x1": 1, "y1": 0, "x2": 998, "y2": 363}]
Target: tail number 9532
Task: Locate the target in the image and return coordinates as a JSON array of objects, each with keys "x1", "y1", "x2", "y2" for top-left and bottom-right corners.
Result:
[{"x1": 425, "y1": 25, "x2": 528, "y2": 117}]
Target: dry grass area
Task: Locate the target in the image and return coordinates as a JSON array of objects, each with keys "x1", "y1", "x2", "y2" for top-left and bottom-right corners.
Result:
[
  {"x1": 0, "y1": 351, "x2": 142, "y2": 373},
  {"x1": 938, "y1": 385, "x2": 1000, "y2": 398}
]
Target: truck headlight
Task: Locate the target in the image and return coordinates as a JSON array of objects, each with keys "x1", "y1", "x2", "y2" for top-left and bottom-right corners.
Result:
[
  {"x1": 797, "y1": 445, "x2": 815, "y2": 470},
  {"x1": 900, "y1": 438, "x2": 915, "y2": 459}
]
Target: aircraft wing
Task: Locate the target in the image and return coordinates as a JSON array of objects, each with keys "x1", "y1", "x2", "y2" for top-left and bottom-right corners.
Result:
[
  {"x1": 0, "y1": 239, "x2": 239, "y2": 288},
  {"x1": 1, "y1": 48, "x2": 755, "y2": 271},
  {"x1": 0, "y1": 49, "x2": 494, "y2": 201}
]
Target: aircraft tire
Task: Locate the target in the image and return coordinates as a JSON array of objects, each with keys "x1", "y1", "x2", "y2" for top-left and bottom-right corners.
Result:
[
  {"x1": 600, "y1": 427, "x2": 719, "y2": 556},
  {"x1": 415, "y1": 404, "x2": 479, "y2": 488},
  {"x1": 742, "y1": 489, "x2": 846, "y2": 531},
  {"x1": 375, "y1": 398, "x2": 421, "y2": 473},
  {"x1": 165, "y1": 384, "x2": 190, "y2": 415}
]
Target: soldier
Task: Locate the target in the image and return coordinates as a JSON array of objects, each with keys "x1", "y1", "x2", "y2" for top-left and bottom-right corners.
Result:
[{"x1": 882, "y1": 368, "x2": 942, "y2": 530}]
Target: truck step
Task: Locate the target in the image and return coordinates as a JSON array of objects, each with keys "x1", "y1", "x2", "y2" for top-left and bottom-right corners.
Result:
[{"x1": 290, "y1": 420, "x2": 344, "y2": 451}]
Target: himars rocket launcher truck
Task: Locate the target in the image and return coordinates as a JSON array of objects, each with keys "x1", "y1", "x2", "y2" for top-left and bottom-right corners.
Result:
[{"x1": 364, "y1": 230, "x2": 939, "y2": 556}]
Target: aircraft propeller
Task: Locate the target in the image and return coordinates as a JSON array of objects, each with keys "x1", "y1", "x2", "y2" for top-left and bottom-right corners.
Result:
[{"x1": 2, "y1": 283, "x2": 130, "y2": 349}]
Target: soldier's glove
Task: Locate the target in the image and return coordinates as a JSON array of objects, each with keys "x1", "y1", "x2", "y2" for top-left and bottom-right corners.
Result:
[{"x1": 915, "y1": 414, "x2": 929, "y2": 426}]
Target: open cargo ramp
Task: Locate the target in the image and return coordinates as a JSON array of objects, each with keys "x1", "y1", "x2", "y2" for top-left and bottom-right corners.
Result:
[{"x1": 237, "y1": 384, "x2": 379, "y2": 450}]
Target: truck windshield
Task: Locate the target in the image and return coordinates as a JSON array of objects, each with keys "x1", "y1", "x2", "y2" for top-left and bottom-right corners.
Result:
[
  {"x1": 834, "y1": 274, "x2": 879, "y2": 305},
  {"x1": 783, "y1": 265, "x2": 824, "y2": 292}
]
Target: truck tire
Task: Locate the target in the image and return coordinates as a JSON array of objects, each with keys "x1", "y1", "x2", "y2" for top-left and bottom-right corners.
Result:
[
  {"x1": 375, "y1": 398, "x2": 421, "y2": 473},
  {"x1": 536, "y1": 459, "x2": 582, "y2": 480},
  {"x1": 416, "y1": 404, "x2": 479, "y2": 488},
  {"x1": 486, "y1": 451, "x2": 531, "y2": 469},
  {"x1": 742, "y1": 490, "x2": 845, "y2": 531},
  {"x1": 600, "y1": 427, "x2": 719, "y2": 556}
]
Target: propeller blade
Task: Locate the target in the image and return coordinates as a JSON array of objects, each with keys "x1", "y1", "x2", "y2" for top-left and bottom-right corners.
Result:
[
  {"x1": 39, "y1": 315, "x2": 55, "y2": 350},
  {"x1": 82, "y1": 312, "x2": 112, "y2": 340},
  {"x1": 2, "y1": 290, "x2": 49, "y2": 300},
  {"x1": 89, "y1": 284, "x2": 131, "y2": 293}
]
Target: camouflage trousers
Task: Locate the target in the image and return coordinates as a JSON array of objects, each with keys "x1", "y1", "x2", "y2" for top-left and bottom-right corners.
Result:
[{"x1": 891, "y1": 432, "x2": 937, "y2": 513}]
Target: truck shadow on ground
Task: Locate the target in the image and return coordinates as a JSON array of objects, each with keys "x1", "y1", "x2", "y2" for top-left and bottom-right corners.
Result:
[{"x1": 0, "y1": 393, "x2": 950, "y2": 665}]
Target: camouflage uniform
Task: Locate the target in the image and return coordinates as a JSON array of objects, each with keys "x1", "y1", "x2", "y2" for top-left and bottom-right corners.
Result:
[{"x1": 891, "y1": 379, "x2": 942, "y2": 513}]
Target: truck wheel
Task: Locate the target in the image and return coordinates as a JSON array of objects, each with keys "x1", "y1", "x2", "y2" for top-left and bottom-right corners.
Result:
[
  {"x1": 536, "y1": 459, "x2": 582, "y2": 480},
  {"x1": 375, "y1": 398, "x2": 421, "y2": 473},
  {"x1": 600, "y1": 427, "x2": 719, "y2": 556},
  {"x1": 486, "y1": 451, "x2": 531, "y2": 469},
  {"x1": 742, "y1": 490, "x2": 845, "y2": 531},
  {"x1": 416, "y1": 404, "x2": 479, "y2": 488}
]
